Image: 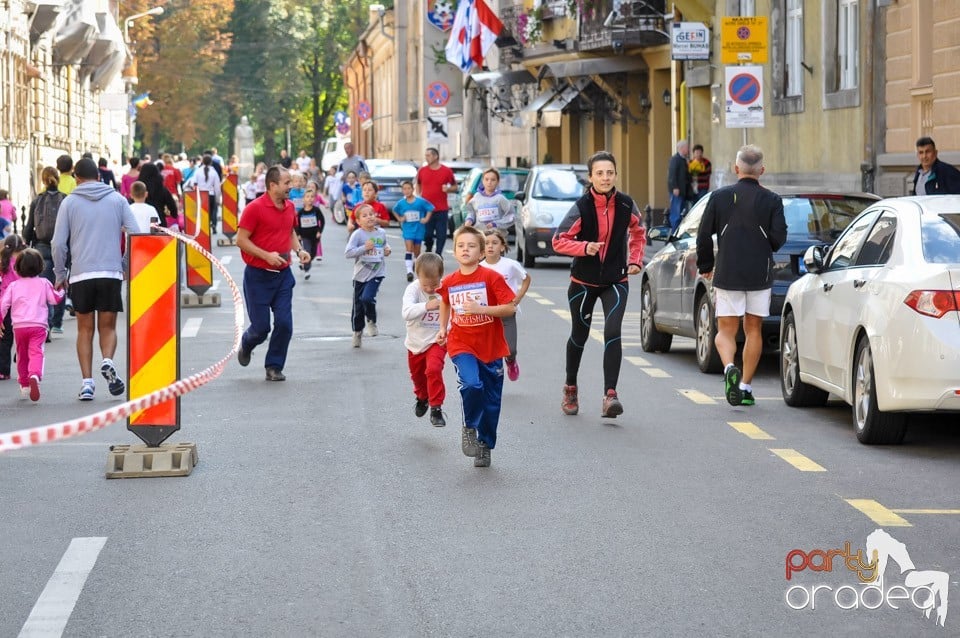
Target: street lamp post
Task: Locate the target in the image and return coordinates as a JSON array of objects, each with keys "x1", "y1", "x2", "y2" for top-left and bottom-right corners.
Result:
[{"x1": 123, "y1": 7, "x2": 164, "y2": 160}]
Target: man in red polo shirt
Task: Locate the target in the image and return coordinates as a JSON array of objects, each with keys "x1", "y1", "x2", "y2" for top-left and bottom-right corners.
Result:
[
  {"x1": 416, "y1": 147, "x2": 457, "y2": 255},
  {"x1": 235, "y1": 165, "x2": 311, "y2": 381}
]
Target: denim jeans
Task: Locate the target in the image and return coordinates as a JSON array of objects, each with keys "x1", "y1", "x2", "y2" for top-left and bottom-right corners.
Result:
[
  {"x1": 351, "y1": 277, "x2": 383, "y2": 332},
  {"x1": 242, "y1": 266, "x2": 295, "y2": 370},
  {"x1": 35, "y1": 243, "x2": 65, "y2": 328},
  {"x1": 451, "y1": 353, "x2": 504, "y2": 449},
  {"x1": 423, "y1": 210, "x2": 449, "y2": 255}
]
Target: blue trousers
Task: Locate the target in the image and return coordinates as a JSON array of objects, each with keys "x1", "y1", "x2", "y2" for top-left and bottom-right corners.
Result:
[
  {"x1": 423, "y1": 210, "x2": 448, "y2": 255},
  {"x1": 352, "y1": 277, "x2": 383, "y2": 332},
  {"x1": 242, "y1": 266, "x2": 294, "y2": 370},
  {"x1": 451, "y1": 353, "x2": 504, "y2": 449},
  {"x1": 668, "y1": 194, "x2": 688, "y2": 230},
  {"x1": 36, "y1": 243, "x2": 66, "y2": 328}
]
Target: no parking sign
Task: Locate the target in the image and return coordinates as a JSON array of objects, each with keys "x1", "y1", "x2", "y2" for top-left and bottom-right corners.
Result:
[{"x1": 725, "y1": 65, "x2": 764, "y2": 128}]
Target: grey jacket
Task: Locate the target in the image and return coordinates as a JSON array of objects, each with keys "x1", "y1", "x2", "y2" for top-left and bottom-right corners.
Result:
[{"x1": 53, "y1": 181, "x2": 141, "y2": 283}]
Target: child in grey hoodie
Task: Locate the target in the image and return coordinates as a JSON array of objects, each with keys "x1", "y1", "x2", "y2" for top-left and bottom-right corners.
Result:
[{"x1": 465, "y1": 167, "x2": 514, "y2": 230}]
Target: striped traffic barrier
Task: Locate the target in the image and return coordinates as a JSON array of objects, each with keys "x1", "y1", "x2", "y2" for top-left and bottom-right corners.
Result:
[
  {"x1": 183, "y1": 189, "x2": 219, "y2": 306},
  {"x1": 0, "y1": 225, "x2": 245, "y2": 455},
  {"x1": 127, "y1": 231, "x2": 180, "y2": 448},
  {"x1": 218, "y1": 173, "x2": 239, "y2": 246}
]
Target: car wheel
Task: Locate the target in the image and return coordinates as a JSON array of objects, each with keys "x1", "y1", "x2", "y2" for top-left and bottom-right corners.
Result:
[
  {"x1": 333, "y1": 202, "x2": 346, "y2": 225},
  {"x1": 640, "y1": 280, "x2": 672, "y2": 353},
  {"x1": 853, "y1": 336, "x2": 907, "y2": 445},
  {"x1": 520, "y1": 236, "x2": 535, "y2": 268},
  {"x1": 779, "y1": 312, "x2": 829, "y2": 407},
  {"x1": 695, "y1": 292, "x2": 723, "y2": 373}
]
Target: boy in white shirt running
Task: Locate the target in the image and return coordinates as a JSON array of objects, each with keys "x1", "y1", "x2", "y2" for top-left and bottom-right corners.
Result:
[
  {"x1": 401, "y1": 253, "x2": 447, "y2": 426},
  {"x1": 129, "y1": 181, "x2": 159, "y2": 232}
]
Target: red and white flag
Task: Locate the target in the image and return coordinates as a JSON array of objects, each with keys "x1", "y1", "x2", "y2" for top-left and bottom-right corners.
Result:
[{"x1": 445, "y1": 0, "x2": 504, "y2": 73}]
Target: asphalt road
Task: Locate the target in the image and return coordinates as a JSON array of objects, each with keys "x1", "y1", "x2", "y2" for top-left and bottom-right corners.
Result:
[{"x1": 1, "y1": 221, "x2": 958, "y2": 637}]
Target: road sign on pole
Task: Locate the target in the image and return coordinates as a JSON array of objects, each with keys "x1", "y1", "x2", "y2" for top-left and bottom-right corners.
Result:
[
  {"x1": 426, "y1": 107, "x2": 449, "y2": 143},
  {"x1": 721, "y1": 17, "x2": 768, "y2": 64},
  {"x1": 725, "y1": 66, "x2": 765, "y2": 128}
]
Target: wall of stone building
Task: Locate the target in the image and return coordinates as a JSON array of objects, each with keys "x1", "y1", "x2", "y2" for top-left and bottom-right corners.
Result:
[
  {"x1": 703, "y1": 0, "x2": 870, "y2": 194},
  {"x1": 876, "y1": 0, "x2": 960, "y2": 196}
]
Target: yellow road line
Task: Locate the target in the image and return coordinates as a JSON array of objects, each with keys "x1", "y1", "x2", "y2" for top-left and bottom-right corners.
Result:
[
  {"x1": 625, "y1": 355, "x2": 651, "y2": 367},
  {"x1": 892, "y1": 509, "x2": 960, "y2": 515},
  {"x1": 845, "y1": 499, "x2": 912, "y2": 527},
  {"x1": 769, "y1": 448, "x2": 826, "y2": 472},
  {"x1": 680, "y1": 389, "x2": 716, "y2": 405},
  {"x1": 641, "y1": 368, "x2": 671, "y2": 378},
  {"x1": 728, "y1": 421, "x2": 774, "y2": 440}
]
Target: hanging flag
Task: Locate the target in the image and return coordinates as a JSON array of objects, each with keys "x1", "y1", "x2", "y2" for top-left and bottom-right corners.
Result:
[
  {"x1": 133, "y1": 92, "x2": 154, "y2": 109},
  {"x1": 444, "y1": 0, "x2": 503, "y2": 73}
]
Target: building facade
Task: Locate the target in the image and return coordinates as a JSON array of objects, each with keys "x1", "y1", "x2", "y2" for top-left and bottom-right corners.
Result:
[{"x1": 0, "y1": 0, "x2": 127, "y2": 219}]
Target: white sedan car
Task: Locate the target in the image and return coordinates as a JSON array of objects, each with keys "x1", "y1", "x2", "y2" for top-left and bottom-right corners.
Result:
[{"x1": 780, "y1": 196, "x2": 960, "y2": 444}]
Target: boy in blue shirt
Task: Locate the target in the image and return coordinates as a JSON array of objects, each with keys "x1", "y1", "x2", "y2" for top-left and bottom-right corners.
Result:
[{"x1": 392, "y1": 180, "x2": 434, "y2": 282}]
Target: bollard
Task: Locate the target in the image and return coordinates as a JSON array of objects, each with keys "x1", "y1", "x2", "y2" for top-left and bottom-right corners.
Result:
[
  {"x1": 106, "y1": 230, "x2": 197, "y2": 478},
  {"x1": 218, "y1": 174, "x2": 239, "y2": 246},
  {"x1": 182, "y1": 189, "x2": 220, "y2": 306}
]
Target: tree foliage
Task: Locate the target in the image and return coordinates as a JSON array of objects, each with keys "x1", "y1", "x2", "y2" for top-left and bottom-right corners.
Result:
[{"x1": 125, "y1": 0, "x2": 233, "y2": 154}]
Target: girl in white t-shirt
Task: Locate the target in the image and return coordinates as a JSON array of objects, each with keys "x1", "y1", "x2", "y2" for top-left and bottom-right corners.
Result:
[{"x1": 479, "y1": 228, "x2": 531, "y2": 381}]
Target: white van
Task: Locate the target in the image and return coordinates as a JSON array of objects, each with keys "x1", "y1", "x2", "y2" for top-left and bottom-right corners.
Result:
[{"x1": 320, "y1": 137, "x2": 350, "y2": 172}]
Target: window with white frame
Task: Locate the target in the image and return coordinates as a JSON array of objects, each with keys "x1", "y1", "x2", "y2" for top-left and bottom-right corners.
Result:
[
  {"x1": 786, "y1": 0, "x2": 803, "y2": 96},
  {"x1": 838, "y1": 0, "x2": 859, "y2": 90}
]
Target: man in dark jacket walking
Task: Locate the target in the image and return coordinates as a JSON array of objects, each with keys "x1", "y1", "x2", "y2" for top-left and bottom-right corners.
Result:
[
  {"x1": 912, "y1": 137, "x2": 960, "y2": 195},
  {"x1": 696, "y1": 145, "x2": 787, "y2": 407},
  {"x1": 667, "y1": 140, "x2": 695, "y2": 230}
]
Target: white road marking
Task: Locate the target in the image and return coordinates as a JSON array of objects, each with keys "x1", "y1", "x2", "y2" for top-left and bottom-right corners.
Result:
[
  {"x1": 640, "y1": 367, "x2": 671, "y2": 378},
  {"x1": 625, "y1": 355, "x2": 651, "y2": 367},
  {"x1": 210, "y1": 279, "x2": 221, "y2": 291},
  {"x1": 19, "y1": 537, "x2": 107, "y2": 638},
  {"x1": 182, "y1": 318, "x2": 203, "y2": 338},
  {"x1": 220, "y1": 255, "x2": 232, "y2": 265}
]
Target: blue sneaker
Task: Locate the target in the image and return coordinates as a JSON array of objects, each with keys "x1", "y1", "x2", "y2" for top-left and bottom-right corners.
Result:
[
  {"x1": 78, "y1": 381, "x2": 95, "y2": 401},
  {"x1": 100, "y1": 359, "x2": 126, "y2": 396}
]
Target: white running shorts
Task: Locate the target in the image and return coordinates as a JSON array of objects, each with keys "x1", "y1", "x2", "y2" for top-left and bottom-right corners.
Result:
[{"x1": 713, "y1": 287, "x2": 772, "y2": 317}]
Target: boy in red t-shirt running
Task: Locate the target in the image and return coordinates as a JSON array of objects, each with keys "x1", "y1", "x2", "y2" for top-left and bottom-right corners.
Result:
[{"x1": 437, "y1": 226, "x2": 516, "y2": 467}]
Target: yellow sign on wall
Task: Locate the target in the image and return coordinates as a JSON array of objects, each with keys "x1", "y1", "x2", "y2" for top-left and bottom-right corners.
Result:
[{"x1": 721, "y1": 17, "x2": 768, "y2": 64}]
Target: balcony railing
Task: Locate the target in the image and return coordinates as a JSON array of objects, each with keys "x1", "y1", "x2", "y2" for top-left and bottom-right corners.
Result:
[{"x1": 579, "y1": 0, "x2": 670, "y2": 52}]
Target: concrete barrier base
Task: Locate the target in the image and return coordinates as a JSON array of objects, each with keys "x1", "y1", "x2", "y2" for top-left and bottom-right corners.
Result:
[
  {"x1": 105, "y1": 442, "x2": 198, "y2": 479},
  {"x1": 181, "y1": 291, "x2": 221, "y2": 307},
  {"x1": 216, "y1": 237, "x2": 237, "y2": 247}
]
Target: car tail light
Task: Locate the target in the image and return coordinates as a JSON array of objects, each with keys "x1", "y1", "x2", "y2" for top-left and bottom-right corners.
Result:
[{"x1": 903, "y1": 290, "x2": 960, "y2": 318}]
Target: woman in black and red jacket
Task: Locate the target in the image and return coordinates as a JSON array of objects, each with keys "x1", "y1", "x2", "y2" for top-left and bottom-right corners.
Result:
[{"x1": 552, "y1": 151, "x2": 646, "y2": 419}]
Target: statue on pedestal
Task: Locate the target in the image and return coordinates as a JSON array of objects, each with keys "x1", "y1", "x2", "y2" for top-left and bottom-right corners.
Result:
[{"x1": 234, "y1": 116, "x2": 255, "y2": 182}]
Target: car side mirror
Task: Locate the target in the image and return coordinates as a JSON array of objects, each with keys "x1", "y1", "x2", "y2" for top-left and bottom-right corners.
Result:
[
  {"x1": 803, "y1": 245, "x2": 826, "y2": 275},
  {"x1": 647, "y1": 225, "x2": 673, "y2": 242},
  {"x1": 515, "y1": 192, "x2": 526, "y2": 203}
]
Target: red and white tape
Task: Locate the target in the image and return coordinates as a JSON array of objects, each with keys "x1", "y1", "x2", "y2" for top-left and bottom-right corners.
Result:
[{"x1": 0, "y1": 226, "x2": 246, "y2": 453}]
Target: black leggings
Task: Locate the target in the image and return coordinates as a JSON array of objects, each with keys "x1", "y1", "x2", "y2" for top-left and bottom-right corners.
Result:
[{"x1": 565, "y1": 281, "x2": 629, "y2": 391}]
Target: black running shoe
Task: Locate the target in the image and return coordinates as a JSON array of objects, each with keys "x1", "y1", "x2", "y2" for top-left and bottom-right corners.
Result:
[
  {"x1": 724, "y1": 366, "x2": 743, "y2": 406},
  {"x1": 429, "y1": 407, "x2": 446, "y2": 427},
  {"x1": 414, "y1": 398, "x2": 428, "y2": 418}
]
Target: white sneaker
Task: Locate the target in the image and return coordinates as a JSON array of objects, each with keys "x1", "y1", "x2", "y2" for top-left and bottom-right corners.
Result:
[
  {"x1": 352, "y1": 332, "x2": 362, "y2": 348},
  {"x1": 19, "y1": 386, "x2": 30, "y2": 400},
  {"x1": 365, "y1": 320, "x2": 378, "y2": 337}
]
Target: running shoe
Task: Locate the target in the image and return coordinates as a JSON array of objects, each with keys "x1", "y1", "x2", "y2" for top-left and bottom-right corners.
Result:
[
  {"x1": 429, "y1": 407, "x2": 446, "y2": 427},
  {"x1": 78, "y1": 381, "x2": 95, "y2": 401},
  {"x1": 506, "y1": 358, "x2": 520, "y2": 382},
  {"x1": 366, "y1": 320, "x2": 378, "y2": 337},
  {"x1": 461, "y1": 426, "x2": 479, "y2": 457},
  {"x1": 724, "y1": 365, "x2": 743, "y2": 406},
  {"x1": 20, "y1": 386, "x2": 30, "y2": 400},
  {"x1": 51, "y1": 326, "x2": 63, "y2": 334},
  {"x1": 406, "y1": 272, "x2": 414, "y2": 282},
  {"x1": 265, "y1": 367, "x2": 286, "y2": 382},
  {"x1": 29, "y1": 375, "x2": 40, "y2": 402},
  {"x1": 562, "y1": 384, "x2": 579, "y2": 415},
  {"x1": 237, "y1": 345, "x2": 251, "y2": 367},
  {"x1": 474, "y1": 442, "x2": 491, "y2": 467},
  {"x1": 352, "y1": 332, "x2": 362, "y2": 348},
  {"x1": 414, "y1": 398, "x2": 429, "y2": 418},
  {"x1": 601, "y1": 389, "x2": 623, "y2": 418},
  {"x1": 740, "y1": 391, "x2": 756, "y2": 406},
  {"x1": 100, "y1": 359, "x2": 126, "y2": 396}
]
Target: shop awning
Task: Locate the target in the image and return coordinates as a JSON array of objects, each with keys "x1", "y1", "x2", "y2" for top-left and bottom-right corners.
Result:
[
  {"x1": 53, "y1": 1, "x2": 98, "y2": 65},
  {"x1": 540, "y1": 83, "x2": 587, "y2": 113},
  {"x1": 521, "y1": 89, "x2": 559, "y2": 114},
  {"x1": 539, "y1": 56, "x2": 648, "y2": 80},
  {"x1": 27, "y1": 0, "x2": 64, "y2": 43},
  {"x1": 467, "y1": 69, "x2": 537, "y2": 89},
  {"x1": 89, "y1": 13, "x2": 129, "y2": 90}
]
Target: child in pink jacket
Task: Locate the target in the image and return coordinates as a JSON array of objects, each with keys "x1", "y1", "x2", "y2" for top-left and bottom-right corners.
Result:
[{"x1": 0, "y1": 248, "x2": 64, "y2": 401}]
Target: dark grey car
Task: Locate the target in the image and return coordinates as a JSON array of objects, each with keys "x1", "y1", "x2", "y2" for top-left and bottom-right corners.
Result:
[{"x1": 639, "y1": 189, "x2": 880, "y2": 373}]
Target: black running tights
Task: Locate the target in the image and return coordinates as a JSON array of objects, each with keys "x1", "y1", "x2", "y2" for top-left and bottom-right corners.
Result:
[{"x1": 565, "y1": 281, "x2": 628, "y2": 391}]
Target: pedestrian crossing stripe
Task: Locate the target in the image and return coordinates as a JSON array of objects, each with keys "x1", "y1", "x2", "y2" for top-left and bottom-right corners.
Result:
[
  {"x1": 641, "y1": 367, "x2": 671, "y2": 378},
  {"x1": 727, "y1": 421, "x2": 774, "y2": 439},
  {"x1": 680, "y1": 389, "x2": 716, "y2": 404},
  {"x1": 624, "y1": 355, "x2": 651, "y2": 367},
  {"x1": 770, "y1": 448, "x2": 826, "y2": 472},
  {"x1": 526, "y1": 292, "x2": 554, "y2": 305}
]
